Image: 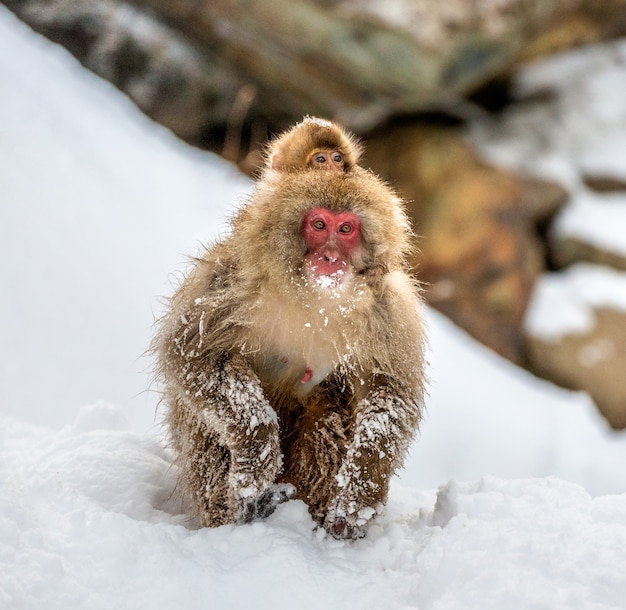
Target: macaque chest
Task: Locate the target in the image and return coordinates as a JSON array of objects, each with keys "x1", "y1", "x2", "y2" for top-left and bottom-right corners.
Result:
[
  {"x1": 252, "y1": 334, "x2": 337, "y2": 397},
  {"x1": 247, "y1": 298, "x2": 351, "y2": 397}
]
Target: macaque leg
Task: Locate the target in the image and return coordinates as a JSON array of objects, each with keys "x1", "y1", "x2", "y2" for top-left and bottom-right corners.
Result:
[
  {"x1": 169, "y1": 412, "x2": 231, "y2": 525},
  {"x1": 168, "y1": 356, "x2": 291, "y2": 526},
  {"x1": 279, "y1": 405, "x2": 349, "y2": 523},
  {"x1": 324, "y1": 386, "x2": 421, "y2": 540}
]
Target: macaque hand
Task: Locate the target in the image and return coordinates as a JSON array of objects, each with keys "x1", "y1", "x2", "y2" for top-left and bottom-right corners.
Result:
[{"x1": 236, "y1": 483, "x2": 297, "y2": 524}]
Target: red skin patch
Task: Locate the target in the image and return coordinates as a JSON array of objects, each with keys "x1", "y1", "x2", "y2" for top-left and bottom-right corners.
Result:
[
  {"x1": 302, "y1": 208, "x2": 361, "y2": 280},
  {"x1": 301, "y1": 367, "x2": 313, "y2": 384}
]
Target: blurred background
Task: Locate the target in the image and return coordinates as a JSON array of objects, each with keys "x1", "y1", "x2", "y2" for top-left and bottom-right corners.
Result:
[{"x1": 4, "y1": 0, "x2": 626, "y2": 430}]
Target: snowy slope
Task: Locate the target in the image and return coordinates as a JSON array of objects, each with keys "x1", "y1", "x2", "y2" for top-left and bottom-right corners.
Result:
[
  {"x1": 1, "y1": 7, "x2": 626, "y2": 609},
  {"x1": 0, "y1": 8, "x2": 250, "y2": 431}
]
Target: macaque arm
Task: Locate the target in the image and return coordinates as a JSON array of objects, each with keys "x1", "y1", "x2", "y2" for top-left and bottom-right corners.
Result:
[
  {"x1": 197, "y1": 356, "x2": 283, "y2": 514},
  {"x1": 325, "y1": 383, "x2": 422, "y2": 539},
  {"x1": 163, "y1": 302, "x2": 286, "y2": 522}
]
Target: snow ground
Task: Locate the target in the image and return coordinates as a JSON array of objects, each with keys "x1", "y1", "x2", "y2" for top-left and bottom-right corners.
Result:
[{"x1": 1, "y1": 7, "x2": 626, "y2": 609}]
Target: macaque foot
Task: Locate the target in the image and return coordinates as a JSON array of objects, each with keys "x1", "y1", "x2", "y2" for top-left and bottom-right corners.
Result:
[
  {"x1": 324, "y1": 515, "x2": 366, "y2": 540},
  {"x1": 323, "y1": 505, "x2": 376, "y2": 540},
  {"x1": 237, "y1": 483, "x2": 296, "y2": 524}
]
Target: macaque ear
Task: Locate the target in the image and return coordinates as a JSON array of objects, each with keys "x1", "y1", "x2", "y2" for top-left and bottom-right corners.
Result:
[{"x1": 270, "y1": 153, "x2": 284, "y2": 170}]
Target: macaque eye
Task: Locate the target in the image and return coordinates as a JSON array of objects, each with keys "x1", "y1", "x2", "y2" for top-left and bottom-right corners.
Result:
[
  {"x1": 312, "y1": 219, "x2": 326, "y2": 230},
  {"x1": 338, "y1": 223, "x2": 353, "y2": 234},
  {"x1": 313, "y1": 153, "x2": 327, "y2": 165},
  {"x1": 332, "y1": 153, "x2": 343, "y2": 164}
]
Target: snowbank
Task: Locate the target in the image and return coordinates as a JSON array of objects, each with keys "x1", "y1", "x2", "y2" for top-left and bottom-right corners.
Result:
[
  {"x1": 0, "y1": 7, "x2": 250, "y2": 431},
  {"x1": 2, "y1": 402, "x2": 626, "y2": 610},
  {"x1": 469, "y1": 38, "x2": 626, "y2": 190}
]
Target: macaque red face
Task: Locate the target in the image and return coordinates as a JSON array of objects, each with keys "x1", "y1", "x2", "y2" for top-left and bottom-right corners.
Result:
[
  {"x1": 307, "y1": 149, "x2": 345, "y2": 171},
  {"x1": 302, "y1": 207, "x2": 361, "y2": 287}
]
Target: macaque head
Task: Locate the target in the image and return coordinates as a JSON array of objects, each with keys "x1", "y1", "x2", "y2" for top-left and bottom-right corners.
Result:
[
  {"x1": 242, "y1": 165, "x2": 412, "y2": 299},
  {"x1": 268, "y1": 116, "x2": 362, "y2": 173},
  {"x1": 302, "y1": 207, "x2": 362, "y2": 288}
]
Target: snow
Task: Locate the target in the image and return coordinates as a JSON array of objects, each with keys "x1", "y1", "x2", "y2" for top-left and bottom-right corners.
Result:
[
  {"x1": 1, "y1": 6, "x2": 626, "y2": 609},
  {"x1": 555, "y1": 189, "x2": 626, "y2": 258},
  {"x1": 469, "y1": 38, "x2": 626, "y2": 340},
  {"x1": 4, "y1": 404, "x2": 626, "y2": 609},
  {"x1": 525, "y1": 263, "x2": 626, "y2": 341},
  {"x1": 469, "y1": 39, "x2": 626, "y2": 189},
  {"x1": 0, "y1": 7, "x2": 250, "y2": 431}
]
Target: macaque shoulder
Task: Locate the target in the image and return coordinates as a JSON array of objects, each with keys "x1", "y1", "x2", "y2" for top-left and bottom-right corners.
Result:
[{"x1": 382, "y1": 269, "x2": 424, "y2": 321}]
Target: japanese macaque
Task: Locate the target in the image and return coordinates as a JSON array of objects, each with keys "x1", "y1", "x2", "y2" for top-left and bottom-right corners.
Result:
[
  {"x1": 154, "y1": 118, "x2": 426, "y2": 539},
  {"x1": 267, "y1": 116, "x2": 362, "y2": 173}
]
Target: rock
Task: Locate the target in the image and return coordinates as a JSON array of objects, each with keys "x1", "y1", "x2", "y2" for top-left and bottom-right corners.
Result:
[
  {"x1": 123, "y1": 0, "x2": 626, "y2": 133},
  {"x1": 0, "y1": 0, "x2": 265, "y2": 143},
  {"x1": 524, "y1": 264, "x2": 626, "y2": 429},
  {"x1": 365, "y1": 123, "x2": 567, "y2": 363},
  {"x1": 583, "y1": 173, "x2": 626, "y2": 193},
  {"x1": 526, "y1": 308, "x2": 626, "y2": 429},
  {"x1": 552, "y1": 236, "x2": 626, "y2": 272},
  {"x1": 4, "y1": 0, "x2": 626, "y2": 146}
]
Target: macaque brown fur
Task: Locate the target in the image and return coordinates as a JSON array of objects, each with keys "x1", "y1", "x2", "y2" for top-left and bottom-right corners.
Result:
[{"x1": 154, "y1": 118, "x2": 426, "y2": 539}]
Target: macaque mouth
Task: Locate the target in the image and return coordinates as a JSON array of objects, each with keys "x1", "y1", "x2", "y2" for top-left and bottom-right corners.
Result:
[
  {"x1": 310, "y1": 252, "x2": 348, "y2": 274},
  {"x1": 305, "y1": 251, "x2": 350, "y2": 289}
]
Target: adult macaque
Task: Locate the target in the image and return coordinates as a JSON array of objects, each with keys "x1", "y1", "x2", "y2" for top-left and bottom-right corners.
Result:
[
  {"x1": 154, "y1": 118, "x2": 426, "y2": 539},
  {"x1": 267, "y1": 116, "x2": 362, "y2": 172}
]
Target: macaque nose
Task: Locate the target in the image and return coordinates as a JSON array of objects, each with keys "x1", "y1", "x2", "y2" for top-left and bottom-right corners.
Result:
[{"x1": 320, "y1": 248, "x2": 342, "y2": 267}]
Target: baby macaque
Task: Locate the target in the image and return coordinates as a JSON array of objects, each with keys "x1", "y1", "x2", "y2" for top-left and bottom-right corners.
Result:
[{"x1": 267, "y1": 116, "x2": 362, "y2": 172}]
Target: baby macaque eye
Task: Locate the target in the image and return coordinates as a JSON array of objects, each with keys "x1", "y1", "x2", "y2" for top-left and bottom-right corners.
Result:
[
  {"x1": 339, "y1": 223, "x2": 352, "y2": 234},
  {"x1": 332, "y1": 152, "x2": 343, "y2": 164},
  {"x1": 314, "y1": 153, "x2": 327, "y2": 164},
  {"x1": 313, "y1": 219, "x2": 326, "y2": 230}
]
